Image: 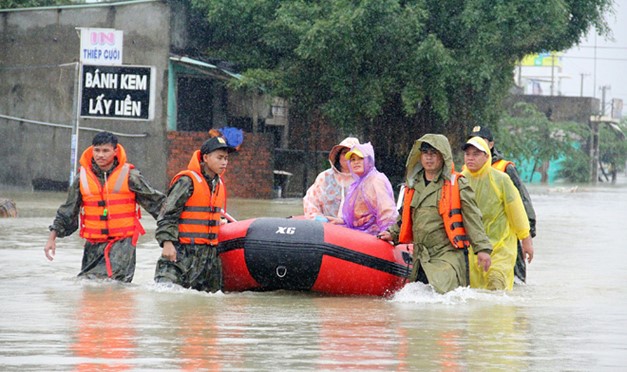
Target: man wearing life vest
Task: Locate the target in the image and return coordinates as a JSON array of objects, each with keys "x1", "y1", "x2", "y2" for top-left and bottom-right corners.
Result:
[
  {"x1": 378, "y1": 134, "x2": 492, "y2": 294},
  {"x1": 468, "y1": 126, "x2": 537, "y2": 283},
  {"x1": 44, "y1": 131, "x2": 165, "y2": 282},
  {"x1": 154, "y1": 135, "x2": 234, "y2": 292},
  {"x1": 462, "y1": 136, "x2": 534, "y2": 291}
]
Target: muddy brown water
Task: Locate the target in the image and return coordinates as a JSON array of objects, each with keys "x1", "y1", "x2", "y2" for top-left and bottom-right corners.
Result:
[{"x1": 1, "y1": 179, "x2": 626, "y2": 370}]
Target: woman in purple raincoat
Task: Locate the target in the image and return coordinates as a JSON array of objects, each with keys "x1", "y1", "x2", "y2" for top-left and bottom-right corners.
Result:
[{"x1": 328, "y1": 142, "x2": 398, "y2": 235}]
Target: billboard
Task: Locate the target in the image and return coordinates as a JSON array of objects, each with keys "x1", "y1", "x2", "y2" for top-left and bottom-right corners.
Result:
[
  {"x1": 80, "y1": 65, "x2": 155, "y2": 120},
  {"x1": 520, "y1": 52, "x2": 562, "y2": 67},
  {"x1": 79, "y1": 28, "x2": 123, "y2": 66}
]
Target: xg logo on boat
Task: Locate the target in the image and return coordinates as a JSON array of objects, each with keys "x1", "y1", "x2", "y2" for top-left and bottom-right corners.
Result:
[{"x1": 276, "y1": 226, "x2": 296, "y2": 235}]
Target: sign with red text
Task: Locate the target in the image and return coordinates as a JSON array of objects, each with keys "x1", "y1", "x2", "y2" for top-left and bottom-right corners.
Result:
[
  {"x1": 80, "y1": 65, "x2": 155, "y2": 120},
  {"x1": 80, "y1": 28, "x2": 123, "y2": 65}
]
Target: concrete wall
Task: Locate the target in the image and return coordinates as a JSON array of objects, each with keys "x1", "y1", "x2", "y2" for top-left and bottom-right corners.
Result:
[
  {"x1": 0, "y1": 1, "x2": 172, "y2": 191},
  {"x1": 504, "y1": 95, "x2": 600, "y2": 123}
]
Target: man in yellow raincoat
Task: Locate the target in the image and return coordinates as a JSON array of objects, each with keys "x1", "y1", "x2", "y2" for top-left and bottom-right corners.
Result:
[{"x1": 462, "y1": 136, "x2": 534, "y2": 290}]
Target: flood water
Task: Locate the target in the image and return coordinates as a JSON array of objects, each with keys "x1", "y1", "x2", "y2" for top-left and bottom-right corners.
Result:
[{"x1": 1, "y1": 177, "x2": 627, "y2": 371}]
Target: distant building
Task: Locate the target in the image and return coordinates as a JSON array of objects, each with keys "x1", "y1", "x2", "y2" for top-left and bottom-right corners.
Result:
[{"x1": 0, "y1": 0, "x2": 288, "y2": 197}]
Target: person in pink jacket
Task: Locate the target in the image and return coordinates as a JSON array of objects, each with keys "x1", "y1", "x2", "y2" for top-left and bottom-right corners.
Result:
[{"x1": 303, "y1": 137, "x2": 360, "y2": 220}]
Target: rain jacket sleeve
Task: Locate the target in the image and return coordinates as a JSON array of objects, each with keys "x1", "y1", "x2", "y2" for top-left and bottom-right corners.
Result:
[
  {"x1": 366, "y1": 174, "x2": 399, "y2": 234},
  {"x1": 458, "y1": 178, "x2": 492, "y2": 254},
  {"x1": 155, "y1": 176, "x2": 193, "y2": 247},
  {"x1": 504, "y1": 164, "x2": 536, "y2": 237},
  {"x1": 386, "y1": 216, "x2": 401, "y2": 243},
  {"x1": 49, "y1": 176, "x2": 82, "y2": 238},
  {"x1": 128, "y1": 168, "x2": 165, "y2": 220},
  {"x1": 303, "y1": 170, "x2": 330, "y2": 218},
  {"x1": 502, "y1": 177, "x2": 531, "y2": 241}
]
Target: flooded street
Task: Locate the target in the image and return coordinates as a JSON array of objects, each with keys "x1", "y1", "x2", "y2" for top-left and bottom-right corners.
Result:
[{"x1": 1, "y1": 177, "x2": 627, "y2": 371}]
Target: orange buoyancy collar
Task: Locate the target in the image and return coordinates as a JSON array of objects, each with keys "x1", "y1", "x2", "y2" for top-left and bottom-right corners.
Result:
[
  {"x1": 492, "y1": 159, "x2": 514, "y2": 173},
  {"x1": 398, "y1": 186, "x2": 415, "y2": 244},
  {"x1": 79, "y1": 144, "x2": 144, "y2": 243},
  {"x1": 173, "y1": 150, "x2": 227, "y2": 246},
  {"x1": 398, "y1": 170, "x2": 470, "y2": 249},
  {"x1": 438, "y1": 172, "x2": 470, "y2": 249}
]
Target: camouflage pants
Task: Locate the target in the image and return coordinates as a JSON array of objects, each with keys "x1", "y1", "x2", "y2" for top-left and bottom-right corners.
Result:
[
  {"x1": 79, "y1": 238, "x2": 136, "y2": 282},
  {"x1": 154, "y1": 243, "x2": 222, "y2": 293}
]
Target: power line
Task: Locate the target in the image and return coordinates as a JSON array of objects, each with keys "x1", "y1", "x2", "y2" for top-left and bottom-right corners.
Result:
[
  {"x1": 560, "y1": 56, "x2": 627, "y2": 62},
  {"x1": 574, "y1": 45, "x2": 627, "y2": 50}
]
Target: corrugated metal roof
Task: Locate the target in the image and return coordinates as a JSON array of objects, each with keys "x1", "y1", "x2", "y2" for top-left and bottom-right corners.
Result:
[
  {"x1": 0, "y1": 0, "x2": 158, "y2": 13},
  {"x1": 169, "y1": 55, "x2": 242, "y2": 81}
]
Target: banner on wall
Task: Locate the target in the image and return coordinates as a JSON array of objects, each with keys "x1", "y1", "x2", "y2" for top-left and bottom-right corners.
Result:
[
  {"x1": 519, "y1": 52, "x2": 562, "y2": 67},
  {"x1": 79, "y1": 28, "x2": 123, "y2": 66},
  {"x1": 80, "y1": 64, "x2": 155, "y2": 120}
]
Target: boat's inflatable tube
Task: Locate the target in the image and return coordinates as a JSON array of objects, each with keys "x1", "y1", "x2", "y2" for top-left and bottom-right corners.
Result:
[{"x1": 218, "y1": 217, "x2": 412, "y2": 296}]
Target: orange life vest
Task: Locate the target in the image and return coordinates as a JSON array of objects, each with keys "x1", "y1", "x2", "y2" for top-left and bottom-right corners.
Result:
[
  {"x1": 492, "y1": 159, "x2": 514, "y2": 173},
  {"x1": 398, "y1": 172, "x2": 470, "y2": 249},
  {"x1": 438, "y1": 172, "x2": 470, "y2": 249},
  {"x1": 398, "y1": 186, "x2": 415, "y2": 244},
  {"x1": 174, "y1": 150, "x2": 227, "y2": 246},
  {"x1": 78, "y1": 145, "x2": 143, "y2": 243}
]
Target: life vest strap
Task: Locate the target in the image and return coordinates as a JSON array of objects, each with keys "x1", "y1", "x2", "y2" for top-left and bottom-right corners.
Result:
[
  {"x1": 179, "y1": 218, "x2": 220, "y2": 227},
  {"x1": 179, "y1": 232, "x2": 218, "y2": 240},
  {"x1": 82, "y1": 198, "x2": 135, "y2": 207},
  {"x1": 450, "y1": 221, "x2": 465, "y2": 230},
  {"x1": 183, "y1": 206, "x2": 222, "y2": 213},
  {"x1": 82, "y1": 211, "x2": 137, "y2": 221},
  {"x1": 82, "y1": 225, "x2": 136, "y2": 236}
]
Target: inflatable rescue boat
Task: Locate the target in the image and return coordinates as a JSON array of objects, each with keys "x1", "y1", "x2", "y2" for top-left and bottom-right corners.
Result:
[{"x1": 217, "y1": 217, "x2": 412, "y2": 297}]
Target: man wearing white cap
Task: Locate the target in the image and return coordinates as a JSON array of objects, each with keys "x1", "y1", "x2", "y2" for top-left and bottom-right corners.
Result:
[
  {"x1": 468, "y1": 125, "x2": 536, "y2": 284},
  {"x1": 462, "y1": 136, "x2": 534, "y2": 291}
]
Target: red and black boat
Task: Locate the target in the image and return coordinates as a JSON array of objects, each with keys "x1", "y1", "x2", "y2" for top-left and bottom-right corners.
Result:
[{"x1": 217, "y1": 217, "x2": 412, "y2": 297}]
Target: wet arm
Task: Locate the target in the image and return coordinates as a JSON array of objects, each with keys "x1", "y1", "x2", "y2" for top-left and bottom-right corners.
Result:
[
  {"x1": 48, "y1": 176, "x2": 82, "y2": 238},
  {"x1": 155, "y1": 177, "x2": 193, "y2": 247},
  {"x1": 128, "y1": 169, "x2": 166, "y2": 219}
]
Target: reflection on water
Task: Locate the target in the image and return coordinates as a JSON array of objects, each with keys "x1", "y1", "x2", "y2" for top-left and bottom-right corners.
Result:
[
  {"x1": 72, "y1": 285, "x2": 137, "y2": 371},
  {"x1": 1, "y1": 180, "x2": 627, "y2": 370}
]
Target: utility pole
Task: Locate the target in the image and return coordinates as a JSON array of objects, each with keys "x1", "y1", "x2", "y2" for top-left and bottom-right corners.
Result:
[
  {"x1": 600, "y1": 85, "x2": 611, "y2": 115},
  {"x1": 593, "y1": 33, "x2": 597, "y2": 98},
  {"x1": 550, "y1": 52, "x2": 555, "y2": 96},
  {"x1": 580, "y1": 73, "x2": 589, "y2": 97}
]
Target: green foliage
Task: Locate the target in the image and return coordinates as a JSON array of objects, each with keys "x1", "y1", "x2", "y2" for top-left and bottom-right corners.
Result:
[
  {"x1": 189, "y1": 0, "x2": 612, "y2": 137},
  {"x1": 0, "y1": 0, "x2": 73, "y2": 8},
  {"x1": 498, "y1": 102, "x2": 589, "y2": 182},
  {"x1": 557, "y1": 149, "x2": 590, "y2": 183},
  {"x1": 599, "y1": 120, "x2": 627, "y2": 171}
]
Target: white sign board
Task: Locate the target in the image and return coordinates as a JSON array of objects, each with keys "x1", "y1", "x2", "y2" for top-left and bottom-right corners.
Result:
[{"x1": 80, "y1": 28, "x2": 123, "y2": 65}]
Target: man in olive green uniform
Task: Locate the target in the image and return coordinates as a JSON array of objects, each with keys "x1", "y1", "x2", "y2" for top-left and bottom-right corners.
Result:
[
  {"x1": 379, "y1": 134, "x2": 492, "y2": 294},
  {"x1": 154, "y1": 136, "x2": 233, "y2": 292},
  {"x1": 44, "y1": 131, "x2": 165, "y2": 282},
  {"x1": 468, "y1": 126, "x2": 536, "y2": 283}
]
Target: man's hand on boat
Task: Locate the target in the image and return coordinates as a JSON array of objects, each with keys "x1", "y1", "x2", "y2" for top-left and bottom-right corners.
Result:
[
  {"x1": 377, "y1": 231, "x2": 392, "y2": 241},
  {"x1": 326, "y1": 216, "x2": 344, "y2": 225}
]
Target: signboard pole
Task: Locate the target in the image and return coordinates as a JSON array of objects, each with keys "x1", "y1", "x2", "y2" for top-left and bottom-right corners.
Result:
[{"x1": 69, "y1": 61, "x2": 82, "y2": 184}]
